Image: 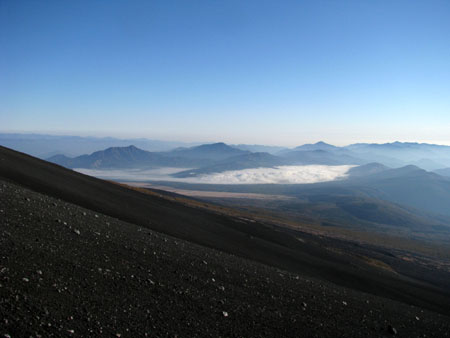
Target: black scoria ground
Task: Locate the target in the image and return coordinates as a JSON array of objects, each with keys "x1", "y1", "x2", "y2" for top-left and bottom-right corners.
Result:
[{"x1": 1, "y1": 179, "x2": 450, "y2": 337}]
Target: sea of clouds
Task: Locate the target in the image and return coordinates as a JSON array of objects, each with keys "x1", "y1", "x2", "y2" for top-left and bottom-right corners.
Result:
[
  {"x1": 76, "y1": 165, "x2": 355, "y2": 184},
  {"x1": 184, "y1": 165, "x2": 354, "y2": 184}
]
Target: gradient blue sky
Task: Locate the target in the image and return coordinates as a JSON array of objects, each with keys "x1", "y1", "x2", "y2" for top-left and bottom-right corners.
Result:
[{"x1": 1, "y1": 0, "x2": 449, "y2": 146}]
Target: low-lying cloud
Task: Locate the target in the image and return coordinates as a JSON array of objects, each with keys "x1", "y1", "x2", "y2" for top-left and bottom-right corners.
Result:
[{"x1": 76, "y1": 165, "x2": 354, "y2": 184}]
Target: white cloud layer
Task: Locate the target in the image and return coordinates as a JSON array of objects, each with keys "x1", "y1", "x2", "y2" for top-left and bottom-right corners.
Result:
[
  {"x1": 185, "y1": 165, "x2": 354, "y2": 184},
  {"x1": 76, "y1": 165, "x2": 354, "y2": 185}
]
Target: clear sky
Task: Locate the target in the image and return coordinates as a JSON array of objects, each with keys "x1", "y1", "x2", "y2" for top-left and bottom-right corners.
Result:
[{"x1": 1, "y1": 0, "x2": 449, "y2": 146}]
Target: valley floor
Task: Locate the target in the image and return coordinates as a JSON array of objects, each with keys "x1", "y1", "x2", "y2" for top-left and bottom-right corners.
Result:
[{"x1": 121, "y1": 181, "x2": 294, "y2": 199}]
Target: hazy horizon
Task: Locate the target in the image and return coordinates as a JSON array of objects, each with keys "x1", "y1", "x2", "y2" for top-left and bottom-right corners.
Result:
[
  {"x1": 2, "y1": 1, "x2": 449, "y2": 146},
  {"x1": 2, "y1": 130, "x2": 450, "y2": 148}
]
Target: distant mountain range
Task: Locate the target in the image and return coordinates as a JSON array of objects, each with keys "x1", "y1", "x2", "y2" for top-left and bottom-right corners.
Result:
[
  {"x1": 167, "y1": 142, "x2": 249, "y2": 161},
  {"x1": 47, "y1": 143, "x2": 249, "y2": 169},
  {"x1": 45, "y1": 140, "x2": 450, "y2": 176},
  {"x1": 6, "y1": 133, "x2": 450, "y2": 216},
  {"x1": 43, "y1": 141, "x2": 450, "y2": 217},
  {"x1": 47, "y1": 145, "x2": 184, "y2": 169},
  {"x1": 345, "y1": 142, "x2": 450, "y2": 169},
  {"x1": 47, "y1": 142, "x2": 368, "y2": 172},
  {"x1": 3, "y1": 133, "x2": 450, "y2": 170}
]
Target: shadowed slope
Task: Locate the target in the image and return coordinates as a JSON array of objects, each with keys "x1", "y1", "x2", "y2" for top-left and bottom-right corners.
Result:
[
  {"x1": 1, "y1": 145, "x2": 450, "y2": 316},
  {"x1": 2, "y1": 179, "x2": 449, "y2": 337}
]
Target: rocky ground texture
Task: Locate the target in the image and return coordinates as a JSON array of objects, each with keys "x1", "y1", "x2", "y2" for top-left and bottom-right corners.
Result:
[{"x1": 1, "y1": 179, "x2": 450, "y2": 337}]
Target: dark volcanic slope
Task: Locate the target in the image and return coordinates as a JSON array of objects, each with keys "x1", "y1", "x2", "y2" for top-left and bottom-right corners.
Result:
[
  {"x1": 1, "y1": 180, "x2": 450, "y2": 337},
  {"x1": 1, "y1": 146, "x2": 450, "y2": 323}
]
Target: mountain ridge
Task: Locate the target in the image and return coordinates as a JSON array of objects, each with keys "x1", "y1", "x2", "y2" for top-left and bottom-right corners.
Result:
[{"x1": 40, "y1": 140, "x2": 450, "y2": 173}]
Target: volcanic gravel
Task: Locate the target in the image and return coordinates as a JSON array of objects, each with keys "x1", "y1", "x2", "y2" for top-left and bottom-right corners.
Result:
[{"x1": 1, "y1": 180, "x2": 450, "y2": 337}]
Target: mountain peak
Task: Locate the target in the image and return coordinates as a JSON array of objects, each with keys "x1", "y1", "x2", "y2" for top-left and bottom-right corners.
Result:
[
  {"x1": 103, "y1": 144, "x2": 139, "y2": 150},
  {"x1": 294, "y1": 141, "x2": 337, "y2": 151},
  {"x1": 397, "y1": 164, "x2": 423, "y2": 172},
  {"x1": 196, "y1": 142, "x2": 228, "y2": 149},
  {"x1": 164, "y1": 142, "x2": 249, "y2": 161},
  {"x1": 99, "y1": 145, "x2": 145, "y2": 155}
]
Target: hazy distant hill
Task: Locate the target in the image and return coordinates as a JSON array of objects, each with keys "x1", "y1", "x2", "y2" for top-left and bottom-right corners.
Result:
[
  {"x1": 280, "y1": 149, "x2": 364, "y2": 165},
  {"x1": 346, "y1": 165, "x2": 450, "y2": 216},
  {"x1": 276, "y1": 141, "x2": 365, "y2": 165},
  {"x1": 0, "y1": 133, "x2": 196, "y2": 158},
  {"x1": 48, "y1": 145, "x2": 171, "y2": 169},
  {"x1": 173, "y1": 152, "x2": 287, "y2": 178},
  {"x1": 347, "y1": 163, "x2": 389, "y2": 177},
  {"x1": 434, "y1": 168, "x2": 450, "y2": 177},
  {"x1": 233, "y1": 144, "x2": 288, "y2": 154},
  {"x1": 409, "y1": 158, "x2": 447, "y2": 171},
  {"x1": 292, "y1": 141, "x2": 339, "y2": 152},
  {"x1": 345, "y1": 142, "x2": 450, "y2": 169},
  {"x1": 166, "y1": 142, "x2": 249, "y2": 161},
  {"x1": 48, "y1": 145, "x2": 214, "y2": 169},
  {"x1": 276, "y1": 141, "x2": 450, "y2": 169},
  {"x1": 48, "y1": 143, "x2": 251, "y2": 169}
]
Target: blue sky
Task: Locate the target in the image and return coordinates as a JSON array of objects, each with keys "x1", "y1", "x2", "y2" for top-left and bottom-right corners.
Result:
[{"x1": 1, "y1": 0, "x2": 449, "y2": 146}]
